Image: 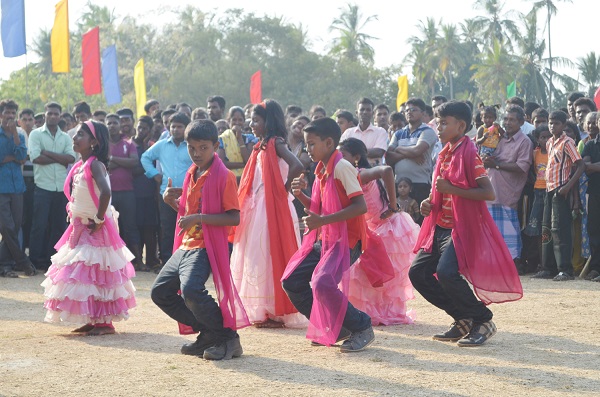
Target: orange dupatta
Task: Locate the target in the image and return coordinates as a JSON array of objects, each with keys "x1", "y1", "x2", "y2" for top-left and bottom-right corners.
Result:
[{"x1": 237, "y1": 138, "x2": 299, "y2": 315}]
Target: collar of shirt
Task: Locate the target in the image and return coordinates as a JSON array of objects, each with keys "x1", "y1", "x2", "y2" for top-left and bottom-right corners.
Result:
[
  {"x1": 315, "y1": 150, "x2": 339, "y2": 181},
  {"x1": 38, "y1": 124, "x2": 65, "y2": 137},
  {"x1": 166, "y1": 136, "x2": 186, "y2": 146},
  {"x1": 549, "y1": 132, "x2": 568, "y2": 145},
  {"x1": 503, "y1": 129, "x2": 523, "y2": 142}
]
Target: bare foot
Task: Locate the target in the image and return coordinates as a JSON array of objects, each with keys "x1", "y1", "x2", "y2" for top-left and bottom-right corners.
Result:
[
  {"x1": 86, "y1": 326, "x2": 116, "y2": 336},
  {"x1": 254, "y1": 318, "x2": 285, "y2": 329},
  {"x1": 72, "y1": 324, "x2": 94, "y2": 333}
]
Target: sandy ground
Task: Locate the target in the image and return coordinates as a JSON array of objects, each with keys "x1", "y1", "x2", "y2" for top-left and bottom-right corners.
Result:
[{"x1": 1, "y1": 271, "x2": 599, "y2": 397}]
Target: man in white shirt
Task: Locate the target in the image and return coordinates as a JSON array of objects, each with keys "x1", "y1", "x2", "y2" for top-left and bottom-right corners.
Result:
[{"x1": 340, "y1": 98, "x2": 388, "y2": 165}]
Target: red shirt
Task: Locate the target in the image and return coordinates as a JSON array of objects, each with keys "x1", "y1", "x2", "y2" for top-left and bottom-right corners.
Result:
[{"x1": 436, "y1": 137, "x2": 488, "y2": 229}]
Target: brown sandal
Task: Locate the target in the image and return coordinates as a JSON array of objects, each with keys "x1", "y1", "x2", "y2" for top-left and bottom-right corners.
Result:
[{"x1": 254, "y1": 318, "x2": 285, "y2": 328}]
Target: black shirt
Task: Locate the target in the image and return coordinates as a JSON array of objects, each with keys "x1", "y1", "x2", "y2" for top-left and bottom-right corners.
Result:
[{"x1": 582, "y1": 137, "x2": 600, "y2": 195}]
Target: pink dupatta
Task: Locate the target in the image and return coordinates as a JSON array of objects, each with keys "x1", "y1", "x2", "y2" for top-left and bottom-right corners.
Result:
[
  {"x1": 55, "y1": 156, "x2": 123, "y2": 251},
  {"x1": 173, "y1": 154, "x2": 250, "y2": 334},
  {"x1": 414, "y1": 137, "x2": 523, "y2": 304},
  {"x1": 282, "y1": 151, "x2": 351, "y2": 346}
]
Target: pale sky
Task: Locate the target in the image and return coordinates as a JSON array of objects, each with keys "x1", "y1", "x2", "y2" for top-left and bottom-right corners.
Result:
[{"x1": 0, "y1": 0, "x2": 594, "y2": 86}]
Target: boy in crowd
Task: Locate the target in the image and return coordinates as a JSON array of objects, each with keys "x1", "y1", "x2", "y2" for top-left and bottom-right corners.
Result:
[
  {"x1": 532, "y1": 111, "x2": 584, "y2": 281},
  {"x1": 341, "y1": 98, "x2": 388, "y2": 166}
]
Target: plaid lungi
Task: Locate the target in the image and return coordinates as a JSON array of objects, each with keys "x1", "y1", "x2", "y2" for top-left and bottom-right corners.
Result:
[{"x1": 487, "y1": 204, "x2": 522, "y2": 260}]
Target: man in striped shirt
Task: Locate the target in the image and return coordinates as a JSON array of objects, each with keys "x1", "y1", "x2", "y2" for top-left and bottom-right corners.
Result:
[{"x1": 532, "y1": 111, "x2": 584, "y2": 281}]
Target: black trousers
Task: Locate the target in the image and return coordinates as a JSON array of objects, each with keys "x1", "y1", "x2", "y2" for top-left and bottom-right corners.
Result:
[{"x1": 409, "y1": 226, "x2": 492, "y2": 323}]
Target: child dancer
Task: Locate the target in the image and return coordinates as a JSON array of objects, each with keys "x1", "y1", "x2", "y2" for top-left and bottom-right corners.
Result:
[
  {"x1": 230, "y1": 99, "x2": 305, "y2": 328},
  {"x1": 410, "y1": 101, "x2": 522, "y2": 347},
  {"x1": 339, "y1": 138, "x2": 420, "y2": 325},
  {"x1": 396, "y1": 177, "x2": 420, "y2": 223},
  {"x1": 522, "y1": 125, "x2": 551, "y2": 274},
  {"x1": 151, "y1": 119, "x2": 249, "y2": 360},
  {"x1": 42, "y1": 121, "x2": 136, "y2": 336},
  {"x1": 476, "y1": 106, "x2": 500, "y2": 156},
  {"x1": 283, "y1": 117, "x2": 375, "y2": 352}
]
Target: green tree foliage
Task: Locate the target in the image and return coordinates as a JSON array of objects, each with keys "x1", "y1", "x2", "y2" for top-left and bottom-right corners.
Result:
[
  {"x1": 0, "y1": 1, "x2": 585, "y2": 114},
  {"x1": 577, "y1": 52, "x2": 600, "y2": 97}
]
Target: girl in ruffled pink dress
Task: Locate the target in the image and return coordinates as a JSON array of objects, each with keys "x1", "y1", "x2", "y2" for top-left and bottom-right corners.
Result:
[
  {"x1": 42, "y1": 121, "x2": 136, "y2": 336},
  {"x1": 339, "y1": 138, "x2": 420, "y2": 325}
]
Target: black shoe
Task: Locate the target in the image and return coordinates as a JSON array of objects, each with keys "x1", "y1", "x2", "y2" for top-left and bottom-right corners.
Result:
[
  {"x1": 432, "y1": 319, "x2": 473, "y2": 342},
  {"x1": 311, "y1": 327, "x2": 351, "y2": 347},
  {"x1": 531, "y1": 270, "x2": 556, "y2": 279},
  {"x1": 203, "y1": 335, "x2": 243, "y2": 360},
  {"x1": 552, "y1": 272, "x2": 574, "y2": 281},
  {"x1": 339, "y1": 326, "x2": 375, "y2": 353},
  {"x1": 180, "y1": 332, "x2": 219, "y2": 356},
  {"x1": 457, "y1": 321, "x2": 497, "y2": 347}
]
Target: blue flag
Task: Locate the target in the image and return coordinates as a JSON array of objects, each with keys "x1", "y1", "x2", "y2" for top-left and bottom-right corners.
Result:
[
  {"x1": 101, "y1": 45, "x2": 122, "y2": 105},
  {"x1": 1, "y1": 0, "x2": 27, "y2": 57}
]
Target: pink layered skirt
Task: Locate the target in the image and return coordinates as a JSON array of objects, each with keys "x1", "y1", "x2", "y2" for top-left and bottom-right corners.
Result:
[
  {"x1": 42, "y1": 218, "x2": 137, "y2": 325},
  {"x1": 349, "y1": 211, "x2": 419, "y2": 326}
]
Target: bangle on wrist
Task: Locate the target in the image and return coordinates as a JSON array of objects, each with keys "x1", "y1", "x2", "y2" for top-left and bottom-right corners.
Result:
[{"x1": 93, "y1": 214, "x2": 105, "y2": 224}]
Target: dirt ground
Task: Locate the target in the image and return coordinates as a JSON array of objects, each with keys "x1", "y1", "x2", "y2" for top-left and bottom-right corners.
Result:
[{"x1": 1, "y1": 271, "x2": 599, "y2": 397}]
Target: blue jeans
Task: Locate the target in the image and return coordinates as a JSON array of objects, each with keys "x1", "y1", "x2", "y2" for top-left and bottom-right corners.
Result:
[
  {"x1": 409, "y1": 226, "x2": 493, "y2": 323},
  {"x1": 28, "y1": 187, "x2": 67, "y2": 269},
  {"x1": 111, "y1": 190, "x2": 140, "y2": 246},
  {"x1": 151, "y1": 248, "x2": 236, "y2": 341},
  {"x1": 281, "y1": 241, "x2": 371, "y2": 333}
]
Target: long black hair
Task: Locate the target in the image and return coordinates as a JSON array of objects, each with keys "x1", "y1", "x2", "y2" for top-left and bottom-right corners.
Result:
[
  {"x1": 253, "y1": 99, "x2": 288, "y2": 147},
  {"x1": 82, "y1": 120, "x2": 109, "y2": 167},
  {"x1": 338, "y1": 138, "x2": 389, "y2": 210}
]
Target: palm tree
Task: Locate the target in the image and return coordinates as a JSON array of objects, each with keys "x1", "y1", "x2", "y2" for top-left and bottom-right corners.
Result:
[
  {"x1": 470, "y1": 39, "x2": 518, "y2": 105},
  {"x1": 329, "y1": 3, "x2": 378, "y2": 64},
  {"x1": 472, "y1": 0, "x2": 521, "y2": 48},
  {"x1": 76, "y1": 1, "x2": 117, "y2": 35},
  {"x1": 577, "y1": 52, "x2": 600, "y2": 97},
  {"x1": 404, "y1": 18, "x2": 440, "y2": 97},
  {"x1": 437, "y1": 23, "x2": 465, "y2": 99},
  {"x1": 530, "y1": 0, "x2": 573, "y2": 108},
  {"x1": 31, "y1": 29, "x2": 52, "y2": 75}
]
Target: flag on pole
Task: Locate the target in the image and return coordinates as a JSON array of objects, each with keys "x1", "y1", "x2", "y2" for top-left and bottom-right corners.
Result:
[
  {"x1": 396, "y1": 75, "x2": 408, "y2": 111},
  {"x1": 250, "y1": 70, "x2": 262, "y2": 104},
  {"x1": 1, "y1": 0, "x2": 27, "y2": 57},
  {"x1": 594, "y1": 86, "x2": 600, "y2": 111},
  {"x1": 134, "y1": 58, "x2": 147, "y2": 118},
  {"x1": 51, "y1": 0, "x2": 69, "y2": 73},
  {"x1": 81, "y1": 27, "x2": 101, "y2": 95},
  {"x1": 506, "y1": 80, "x2": 516, "y2": 98},
  {"x1": 101, "y1": 45, "x2": 121, "y2": 105}
]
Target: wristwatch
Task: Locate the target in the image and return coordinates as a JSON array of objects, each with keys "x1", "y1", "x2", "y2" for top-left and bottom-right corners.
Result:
[{"x1": 93, "y1": 214, "x2": 105, "y2": 224}]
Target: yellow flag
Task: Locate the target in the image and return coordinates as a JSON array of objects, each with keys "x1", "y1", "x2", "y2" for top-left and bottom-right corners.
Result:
[
  {"x1": 134, "y1": 59, "x2": 147, "y2": 119},
  {"x1": 396, "y1": 75, "x2": 408, "y2": 111},
  {"x1": 51, "y1": 0, "x2": 70, "y2": 73}
]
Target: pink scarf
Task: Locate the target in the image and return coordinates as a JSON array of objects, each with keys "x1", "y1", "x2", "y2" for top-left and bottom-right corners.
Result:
[
  {"x1": 55, "y1": 156, "x2": 123, "y2": 251},
  {"x1": 282, "y1": 151, "x2": 351, "y2": 346},
  {"x1": 414, "y1": 138, "x2": 523, "y2": 304},
  {"x1": 174, "y1": 154, "x2": 250, "y2": 333}
]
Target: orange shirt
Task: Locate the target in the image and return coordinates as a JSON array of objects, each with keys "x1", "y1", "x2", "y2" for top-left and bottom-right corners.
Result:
[
  {"x1": 533, "y1": 148, "x2": 548, "y2": 190},
  {"x1": 315, "y1": 154, "x2": 366, "y2": 248},
  {"x1": 545, "y1": 133, "x2": 581, "y2": 192},
  {"x1": 436, "y1": 137, "x2": 488, "y2": 229},
  {"x1": 180, "y1": 165, "x2": 240, "y2": 250}
]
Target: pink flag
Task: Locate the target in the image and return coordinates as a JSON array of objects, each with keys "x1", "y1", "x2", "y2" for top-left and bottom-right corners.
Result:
[
  {"x1": 594, "y1": 86, "x2": 600, "y2": 111},
  {"x1": 250, "y1": 70, "x2": 262, "y2": 104},
  {"x1": 82, "y1": 27, "x2": 101, "y2": 95}
]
